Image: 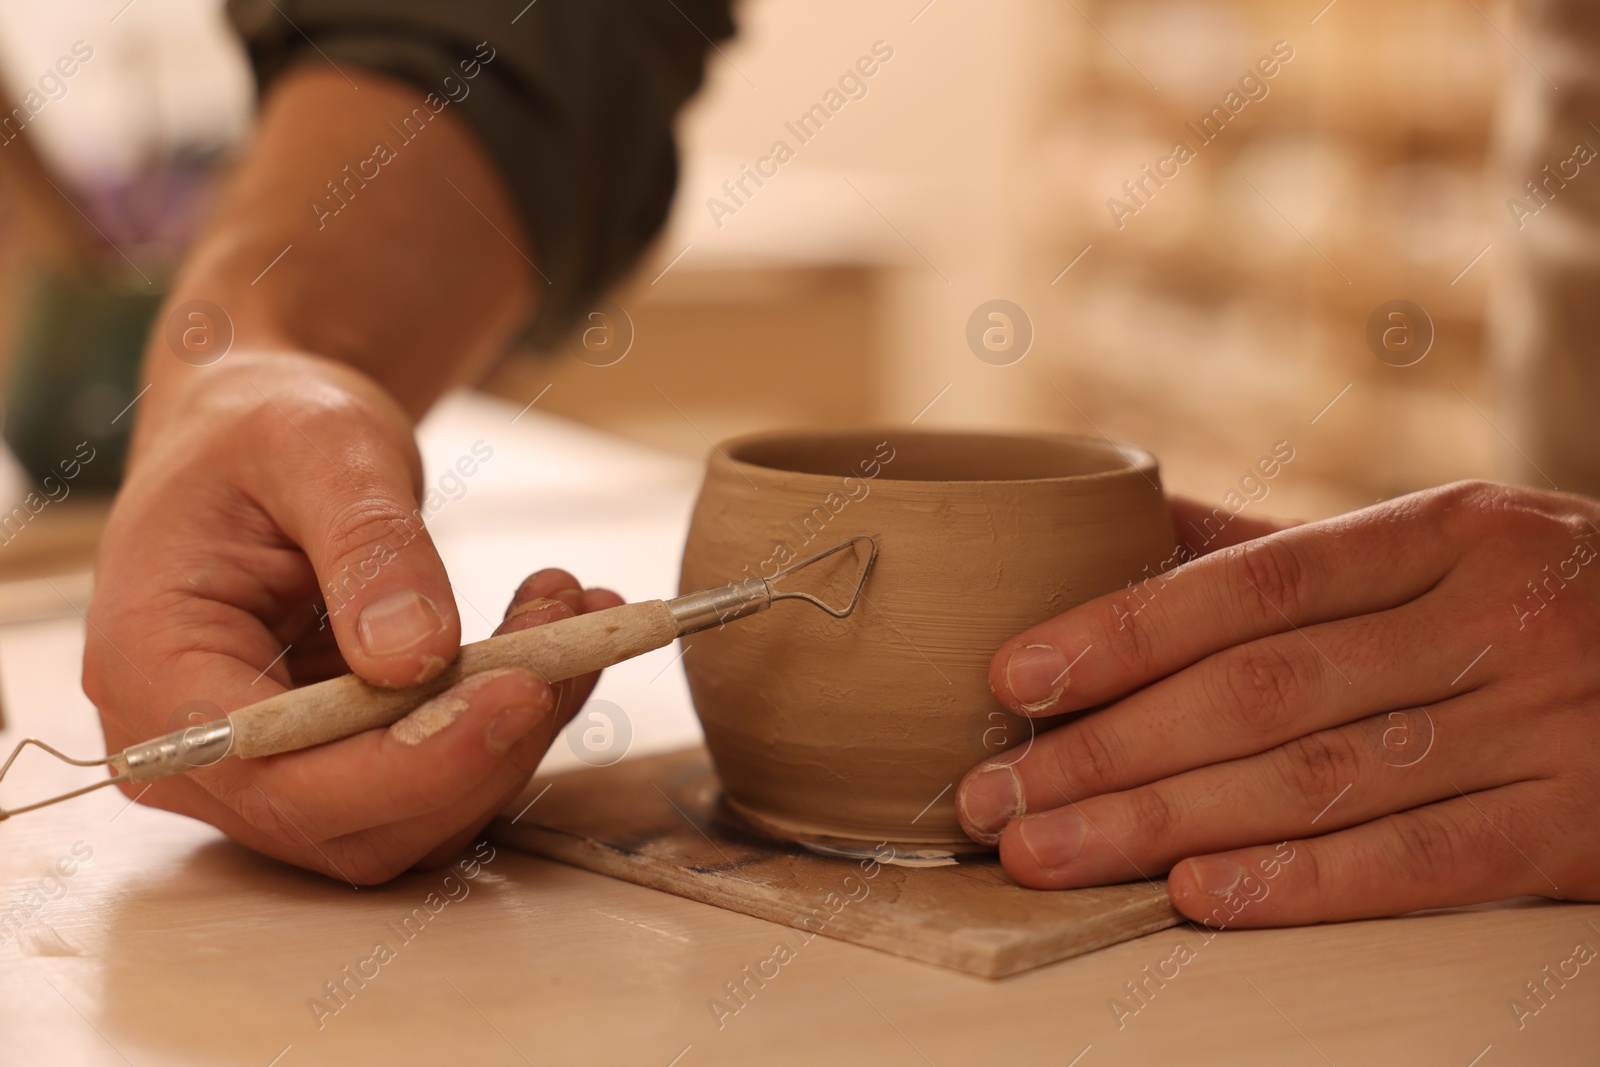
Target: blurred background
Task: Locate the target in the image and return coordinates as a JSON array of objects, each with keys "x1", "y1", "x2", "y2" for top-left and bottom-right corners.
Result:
[{"x1": 0, "y1": 0, "x2": 1585, "y2": 584}]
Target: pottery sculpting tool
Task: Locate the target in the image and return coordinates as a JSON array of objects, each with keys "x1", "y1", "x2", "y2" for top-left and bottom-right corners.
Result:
[{"x1": 0, "y1": 536, "x2": 877, "y2": 820}]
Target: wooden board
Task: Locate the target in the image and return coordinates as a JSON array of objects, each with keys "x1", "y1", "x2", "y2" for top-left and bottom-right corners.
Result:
[{"x1": 489, "y1": 746, "x2": 1181, "y2": 978}]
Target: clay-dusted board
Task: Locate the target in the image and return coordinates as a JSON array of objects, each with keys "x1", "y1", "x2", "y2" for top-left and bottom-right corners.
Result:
[{"x1": 489, "y1": 747, "x2": 1181, "y2": 978}]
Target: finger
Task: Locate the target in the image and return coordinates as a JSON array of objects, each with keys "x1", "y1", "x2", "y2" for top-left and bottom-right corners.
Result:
[
  {"x1": 231, "y1": 590, "x2": 592, "y2": 845},
  {"x1": 990, "y1": 499, "x2": 1461, "y2": 716},
  {"x1": 327, "y1": 581, "x2": 627, "y2": 877},
  {"x1": 1169, "y1": 495, "x2": 1297, "y2": 556},
  {"x1": 380, "y1": 580, "x2": 625, "y2": 869},
  {"x1": 232, "y1": 577, "x2": 620, "y2": 858},
  {"x1": 959, "y1": 599, "x2": 1492, "y2": 839},
  {"x1": 116, "y1": 580, "x2": 583, "y2": 843},
  {"x1": 319, "y1": 696, "x2": 562, "y2": 881},
  {"x1": 248, "y1": 581, "x2": 623, "y2": 879},
  {"x1": 416, "y1": 836, "x2": 500, "y2": 874},
  {"x1": 256, "y1": 397, "x2": 461, "y2": 689},
  {"x1": 1165, "y1": 782, "x2": 1566, "y2": 927},
  {"x1": 993, "y1": 692, "x2": 1526, "y2": 888},
  {"x1": 508, "y1": 568, "x2": 588, "y2": 617},
  {"x1": 221, "y1": 665, "x2": 555, "y2": 847},
  {"x1": 221, "y1": 708, "x2": 553, "y2": 885},
  {"x1": 129, "y1": 632, "x2": 553, "y2": 883},
  {"x1": 505, "y1": 572, "x2": 622, "y2": 619},
  {"x1": 498, "y1": 572, "x2": 624, "y2": 728},
  {"x1": 415, "y1": 826, "x2": 494, "y2": 871},
  {"x1": 583, "y1": 588, "x2": 625, "y2": 613}
]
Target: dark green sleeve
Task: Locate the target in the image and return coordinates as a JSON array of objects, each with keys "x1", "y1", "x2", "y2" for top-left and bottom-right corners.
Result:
[{"x1": 225, "y1": 0, "x2": 736, "y2": 348}]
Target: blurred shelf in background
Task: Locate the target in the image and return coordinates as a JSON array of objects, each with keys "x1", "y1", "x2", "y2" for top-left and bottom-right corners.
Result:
[
  {"x1": 485, "y1": 0, "x2": 1530, "y2": 525},
  {"x1": 0, "y1": 0, "x2": 1543, "y2": 541}
]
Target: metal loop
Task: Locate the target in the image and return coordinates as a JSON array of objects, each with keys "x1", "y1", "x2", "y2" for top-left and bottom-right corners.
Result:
[
  {"x1": 767, "y1": 535, "x2": 878, "y2": 618},
  {"x1": 0, "y1": 738, "x2": 124, "y2": 821}
]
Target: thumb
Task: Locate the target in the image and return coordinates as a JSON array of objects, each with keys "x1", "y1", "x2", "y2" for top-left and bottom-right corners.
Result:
[{"x1": 267, "y1": 428, "x2": 461, "y2": 689}]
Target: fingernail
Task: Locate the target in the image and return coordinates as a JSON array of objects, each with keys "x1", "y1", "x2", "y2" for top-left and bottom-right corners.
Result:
[
  {"x1": 1006, "y1": 643, "x2": 1070, "y2": 710},
  {"x1": 486, "y1": 703, "x2": 548, "y2": 756},
  {"x1": 959, "y1": 763, "x2": 1022, "y2": 841},
  {"x1": 1018, "y1": 812, "x2": 1087, "y2": 870},
  {"x1": 1186, "y1": 857, "x2": 1245, "y2": 898},
  {"x1": 505, "y1": 597, "x2": 569, "y2": 623},
  {"x1": 359, "y1": 590, "x2": 445, "y2": 656}
]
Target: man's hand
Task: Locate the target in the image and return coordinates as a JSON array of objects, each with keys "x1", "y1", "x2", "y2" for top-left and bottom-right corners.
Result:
[
  {"x1": 80, "y1": 63, "x2": 563, "y2": 881},
  {"x1": 957, "y1": 482, "x2": 1600, "y2": 925},
  {"x1": 87, "y1": 352, "x2": 620, "y2": 883}
]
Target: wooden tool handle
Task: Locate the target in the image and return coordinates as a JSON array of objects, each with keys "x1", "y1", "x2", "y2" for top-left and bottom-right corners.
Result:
[{"x1": 228, "y1": 600, "x2": 679, "y2": 759}]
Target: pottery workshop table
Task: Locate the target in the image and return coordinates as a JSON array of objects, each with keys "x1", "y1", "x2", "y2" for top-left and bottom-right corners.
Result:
[{"x1": 1, "y1": 394, "x2": 1597, "y2": 1066}]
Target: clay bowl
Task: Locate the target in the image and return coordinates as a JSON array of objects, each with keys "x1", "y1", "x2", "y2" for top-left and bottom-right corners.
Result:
[{"x1": 678, "y1": 429, "x2": 1176, "y2": 852}]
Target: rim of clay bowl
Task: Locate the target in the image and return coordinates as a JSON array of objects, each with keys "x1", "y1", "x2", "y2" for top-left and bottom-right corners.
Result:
[{"x1": 714, "y1": 428, "x2": 1158, "y2": 486}]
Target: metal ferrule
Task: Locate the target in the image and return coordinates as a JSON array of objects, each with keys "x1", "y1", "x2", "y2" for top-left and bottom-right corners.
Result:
[
  {"x1": 667, "y1": 578, "x2": 772, "y2": 636},
  {"x1": 112, "y1": 720, "x2": 236, "y2": 783}
]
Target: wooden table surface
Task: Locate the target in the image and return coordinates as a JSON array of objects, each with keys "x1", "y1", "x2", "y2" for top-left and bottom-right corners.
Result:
[{"x1": 2, "y1": 396, "x2": 1596, "y2": 1065}]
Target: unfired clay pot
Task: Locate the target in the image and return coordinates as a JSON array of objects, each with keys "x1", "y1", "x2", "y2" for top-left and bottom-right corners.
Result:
[{"x1": 679, "y1": 429, "x2": 1176, "y2": 851}]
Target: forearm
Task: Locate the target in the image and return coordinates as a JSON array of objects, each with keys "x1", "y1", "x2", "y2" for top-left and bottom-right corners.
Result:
[{"x1": 138, "y1": 64, "x2": 535, "y2": 444}]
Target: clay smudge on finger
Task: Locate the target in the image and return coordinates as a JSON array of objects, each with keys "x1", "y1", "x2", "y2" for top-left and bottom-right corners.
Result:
[
  {"x1": 390, "y1": 667, "x2": 524, "y2": 746},
  {"x1": 504, "y1": 597, "x2": 570, "y2": 624},
  {"x1": 412, "y1": 653, "x2": 447, "y2": 686},
  {"x1": 390, "y1": 696, "x2": 468, "y2": 745}
]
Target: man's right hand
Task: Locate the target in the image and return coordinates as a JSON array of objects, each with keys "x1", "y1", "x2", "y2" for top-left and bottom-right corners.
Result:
[{"x1": 86, "y1": 351, "x2": 618, "y2": 882}]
